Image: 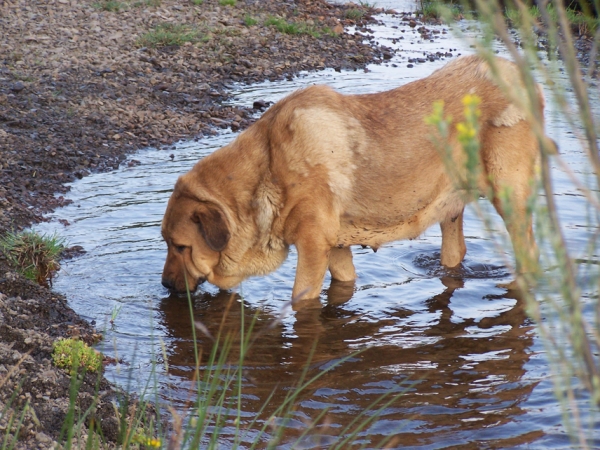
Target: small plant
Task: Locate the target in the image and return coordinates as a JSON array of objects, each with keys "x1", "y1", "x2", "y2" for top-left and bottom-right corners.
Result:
[
  {"x1": 243, "y1": 14, "x2": 258, "y2": 26},
  {"x1": 52, "y1": 338, "x2": 103, "y2": 373},
  {"x1": 345, "y1": 8, "x2": 365, "y2": 21},
  {"x1": 190, "y1": 0, "x2": 203, "y2": 5},
  {"x1": 264, "y1": 16, "x2": 301, "y2": 34},
  {"x1": 92, "y1": 0, "x2": 126, "y2": 12},
  {"x1": 419, "y1": 1, "x2": 463, "y2": 21},
  {"x1": 137, "y1": 23, "x2": 200, "y2": 48},
  {"x1": 264, "y1": 16, "x2": 321, "y2": 37},
  {"x1": 0, "y1": 230, "x2": 65, "y2": 287},
  {"x1": 109, "y1": 303, "x2": 123, "y2": 327},
  {"x1": 358, "y1": 0, "x2": 375, "y2": 7},
  {"x1": 219, "y1": 0, "x2": 236, "y2": 5}
]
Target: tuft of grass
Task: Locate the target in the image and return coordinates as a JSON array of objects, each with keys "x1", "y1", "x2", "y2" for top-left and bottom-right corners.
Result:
[
  {"x1": 219, "y1": 0, "x2": 236, "y2": 5},
  {"x1": 52, "y1": 338, "x2": 103, "y2": 374},
  {"x1": 0, "y1": 230, "x2": 65, "y2": 287},
  {"x1": 137, "y1": 23, "x2": 200, "y2": 48},
  {"x1": 419, "y1": 1, "x2": 463, "y2": 21},
  {"x1": 505, "y1": 4, "x2": 599, "y2": 35},
  {"x1": 264, "y1": 16, "x2": 321, "y2": 37},
  {"x1": 243, "y1": 14, "x2": 258, "y2": 26},
  {"x1": 92, "y1": 0, "x2": 127, "y2": 12},
  {"x1": 190, "y1": 0, "x2": 203, "y2": 5},
  {"x1": 358, "y1": 0, "x2": 375, "y2": 7},
  {"x1": 345, "y1": 8, "x2": 365, "y2": 21}
]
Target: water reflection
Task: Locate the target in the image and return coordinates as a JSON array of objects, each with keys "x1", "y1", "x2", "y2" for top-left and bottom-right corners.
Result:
[
  {"x1": 30, "y1": 3, "x2": 600, "y2": 446},
  {"x1": 158, "y1": 276, "x2": 539, "y2": 447}
]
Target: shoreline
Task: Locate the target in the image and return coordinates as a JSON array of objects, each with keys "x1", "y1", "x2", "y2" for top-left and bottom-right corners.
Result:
[{"x1": 0, "y1": 1, "x2": 391, "y2": 447}]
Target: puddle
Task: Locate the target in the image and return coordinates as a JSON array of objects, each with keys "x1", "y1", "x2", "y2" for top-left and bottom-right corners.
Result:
[{"x1": 35, "y1": 2, "x2": 599, "y2": 447}]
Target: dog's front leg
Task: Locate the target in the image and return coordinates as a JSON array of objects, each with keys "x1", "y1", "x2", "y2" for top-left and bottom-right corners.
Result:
[{"x1": 292, "y1": 237, "x2": 331, "y2": 301}]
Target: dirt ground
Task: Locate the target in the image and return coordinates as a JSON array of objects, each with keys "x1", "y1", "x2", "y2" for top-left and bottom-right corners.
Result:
[
  {"x1": 0, "y1": 0, "x2": 597, "y2": 447},
  {"x1": 0, "y1": 0, "x2": 396, "y2": 447}
]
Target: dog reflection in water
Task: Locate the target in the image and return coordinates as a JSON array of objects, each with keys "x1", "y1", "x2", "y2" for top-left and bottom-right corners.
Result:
[{"x1": 161, "y1": 55, "x2": 554, "y2": 301}]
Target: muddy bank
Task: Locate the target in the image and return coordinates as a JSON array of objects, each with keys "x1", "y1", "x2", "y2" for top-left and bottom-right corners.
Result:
[{"x1": 0, "y1": 0, "x2": 392, "y2": 447}]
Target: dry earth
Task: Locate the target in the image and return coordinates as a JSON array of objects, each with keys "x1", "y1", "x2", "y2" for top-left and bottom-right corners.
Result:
[{"x1": 0, "y1": 0, "x2": 394, "y2": 447}]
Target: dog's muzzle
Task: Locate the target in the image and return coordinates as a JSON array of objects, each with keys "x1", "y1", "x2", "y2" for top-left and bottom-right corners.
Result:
[{"x1": 161, "y1": 277, "x2": 207, "y2": 293}]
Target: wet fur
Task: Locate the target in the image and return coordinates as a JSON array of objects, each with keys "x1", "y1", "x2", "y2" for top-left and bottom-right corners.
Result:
[{"x1": 161, "y1": 55, "x2": 549, "y2": 300}]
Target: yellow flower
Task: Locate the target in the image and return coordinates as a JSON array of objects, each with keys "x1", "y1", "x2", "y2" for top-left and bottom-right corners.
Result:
[
  {"x1": 461, "y1": 93, "x2": 481, "y2": 107},
  {"x1": 146, "y1": 438, "x2": 162, "y2": 448},
  {"x1": 456, "y1": 122, "x2": 476, "y2": 139}
]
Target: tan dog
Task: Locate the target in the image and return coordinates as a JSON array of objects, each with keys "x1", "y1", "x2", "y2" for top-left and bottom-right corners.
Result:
[{"x1": 161, "y1": 55, "x2": 551, "y2": 300}]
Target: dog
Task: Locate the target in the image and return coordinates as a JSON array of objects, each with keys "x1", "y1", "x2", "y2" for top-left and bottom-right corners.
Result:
[{"x1": 161, "y1": 55, "x2": 554, "y2": 301}]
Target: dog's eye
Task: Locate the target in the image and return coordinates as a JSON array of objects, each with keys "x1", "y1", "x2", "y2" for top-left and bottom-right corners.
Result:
[{"x1": 175, "y1": 245, "x2": 187, "y2": 253}]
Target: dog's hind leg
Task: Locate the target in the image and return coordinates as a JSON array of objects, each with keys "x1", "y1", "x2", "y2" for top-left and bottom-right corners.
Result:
[
  {"x1": 440, "y1": 209, "x2": 467, "y2": 268},
  {"x1": 328, "y1": 247, "x2": 357, "y2": 282},
  {"x1": 482, "y1": 121, "x2": 540, "y2": 277},
  {"x1": 491, "y1": 188, "x2": 538, "y2": 277}
]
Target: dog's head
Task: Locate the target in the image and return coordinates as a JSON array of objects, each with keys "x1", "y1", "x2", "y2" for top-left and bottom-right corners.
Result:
[{"x1": 161, "y1": 183, "x2": 232, "y2": 294}]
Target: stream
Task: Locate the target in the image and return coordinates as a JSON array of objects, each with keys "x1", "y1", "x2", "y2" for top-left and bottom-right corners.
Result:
[{"x1": 35, "y1": 1, "x2": 599, "y2": 447}]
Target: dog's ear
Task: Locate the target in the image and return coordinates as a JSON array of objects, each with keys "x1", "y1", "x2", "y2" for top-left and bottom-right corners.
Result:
[{"x1": 192, "y1": 203, "x2": 230, "y2": 252}]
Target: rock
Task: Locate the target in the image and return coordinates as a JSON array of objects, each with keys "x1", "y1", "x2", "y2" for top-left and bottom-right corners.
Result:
[{"x1": 11, "y1": 82, "x2": 25, "y2": 92}]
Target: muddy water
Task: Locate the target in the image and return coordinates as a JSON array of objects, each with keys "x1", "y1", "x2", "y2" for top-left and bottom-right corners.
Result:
[{"x1": 35, "y1": 3, "x2": 599, "y2": 448}]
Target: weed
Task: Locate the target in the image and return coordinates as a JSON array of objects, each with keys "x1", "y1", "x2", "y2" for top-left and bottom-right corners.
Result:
[
  {"x1": 11, "y1": 72, "x2": 34, "y2": 82},
  {"x1": 92, "y1": 0, "x2": 127, "y2": 12},
  {"x1": 219, "y1": 0, "x2": 236, "y2": 5},
  {"x1": 419, "y1": 1, "x2": 463, "y2": 21},
  {"x1": 264, "y1": 16, "x2": 321, "y2": 37},
  {"x1": 345, "y1": 8, "x2": 365, "y2": 21},
  {"x1": 0, "y1": 230, "x2": 65, "y2": 287},
  {"x1": 110, "y1": 303, "x2": 123, "y2": 327},
  {"x1": 243, "y1": 14, "x2": 258, "y2": 26},
  {"x1": 52, "y1": 338, "x2": 103, "y2": 373},
  {"x1": 190, "y1": 0, "x2": 203, "y2": 4},
  {"x1": 358, "y1": 0, "x2": 375, "y2": 8},
  {"x1": 137, "y1": 23, "x2": 200, "y2": 48}
]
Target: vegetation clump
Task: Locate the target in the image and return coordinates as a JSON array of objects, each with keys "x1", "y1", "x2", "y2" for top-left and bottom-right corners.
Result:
[
  {"x1": 137, "y1": 23, "x2": 200, "y2": 48},
  {"x1": 0, "y1": 230, "x2": 65, "y2": 287},
  {"x1": 52, "y1": 338, "x2": 103, "y2": 373},
  {"x1": 264, "y1": 16, "x2": 322, "y2": 37},
  {"x1": 92, "y1": 0, "x2": 127, "y2": 12}
]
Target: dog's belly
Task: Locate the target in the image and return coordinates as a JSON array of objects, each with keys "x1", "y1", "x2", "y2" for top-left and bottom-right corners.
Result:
[{"x1": 336, "y1": 191, "x2": 465, "y2": 247}]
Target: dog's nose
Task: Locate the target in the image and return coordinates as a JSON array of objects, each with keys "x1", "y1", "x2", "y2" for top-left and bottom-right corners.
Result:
[{"x1": 161, "y1": 278, "x2": 174, "y2": 290}]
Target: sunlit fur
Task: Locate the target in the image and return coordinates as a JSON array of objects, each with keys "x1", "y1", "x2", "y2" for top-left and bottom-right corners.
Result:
[{"x1": 162, "y1": 55, "x2": 553, "y2": 300}]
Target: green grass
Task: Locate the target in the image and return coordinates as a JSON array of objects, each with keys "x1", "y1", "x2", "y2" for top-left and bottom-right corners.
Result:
[
  {"x1": 243, "y1": 14, "x2": 258, "y2": 26},
  {"x1": 345, "y1": 8, "x2": 365, "y2": 21},
  {"x1": 219, "y1": 0, "x2": 236, "y2": 5},
  {"x1": 92, "y1": 0, "x2": 127, "y2": 12},
  {"x1": 0, "y1": 230, "x2": 65, "y2": 287},
  {"x1": 190, "y1": 0, "x2": 203, "y2": 5},
  {"x1": 137, "y1": 23, "x2": 200, "y2": 48},
  {"x1": 419, "y1": 1, "x2": 463, "y2": 21},
  {"x1": 264, "y1": 16, "x2": 322, "y2": 37},
  {"x1": 505, "y1": 4, "x2": 600, "y2": 34}
]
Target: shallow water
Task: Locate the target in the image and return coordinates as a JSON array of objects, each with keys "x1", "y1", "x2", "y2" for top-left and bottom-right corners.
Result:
[{"x1": 35, "y1": 3, "x2": 600, "y2": 448}]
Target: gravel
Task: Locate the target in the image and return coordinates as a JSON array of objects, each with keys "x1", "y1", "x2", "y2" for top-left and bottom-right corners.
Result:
[{"x1": 0, "y1": 0, "x2": 391, "y2": 447}]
